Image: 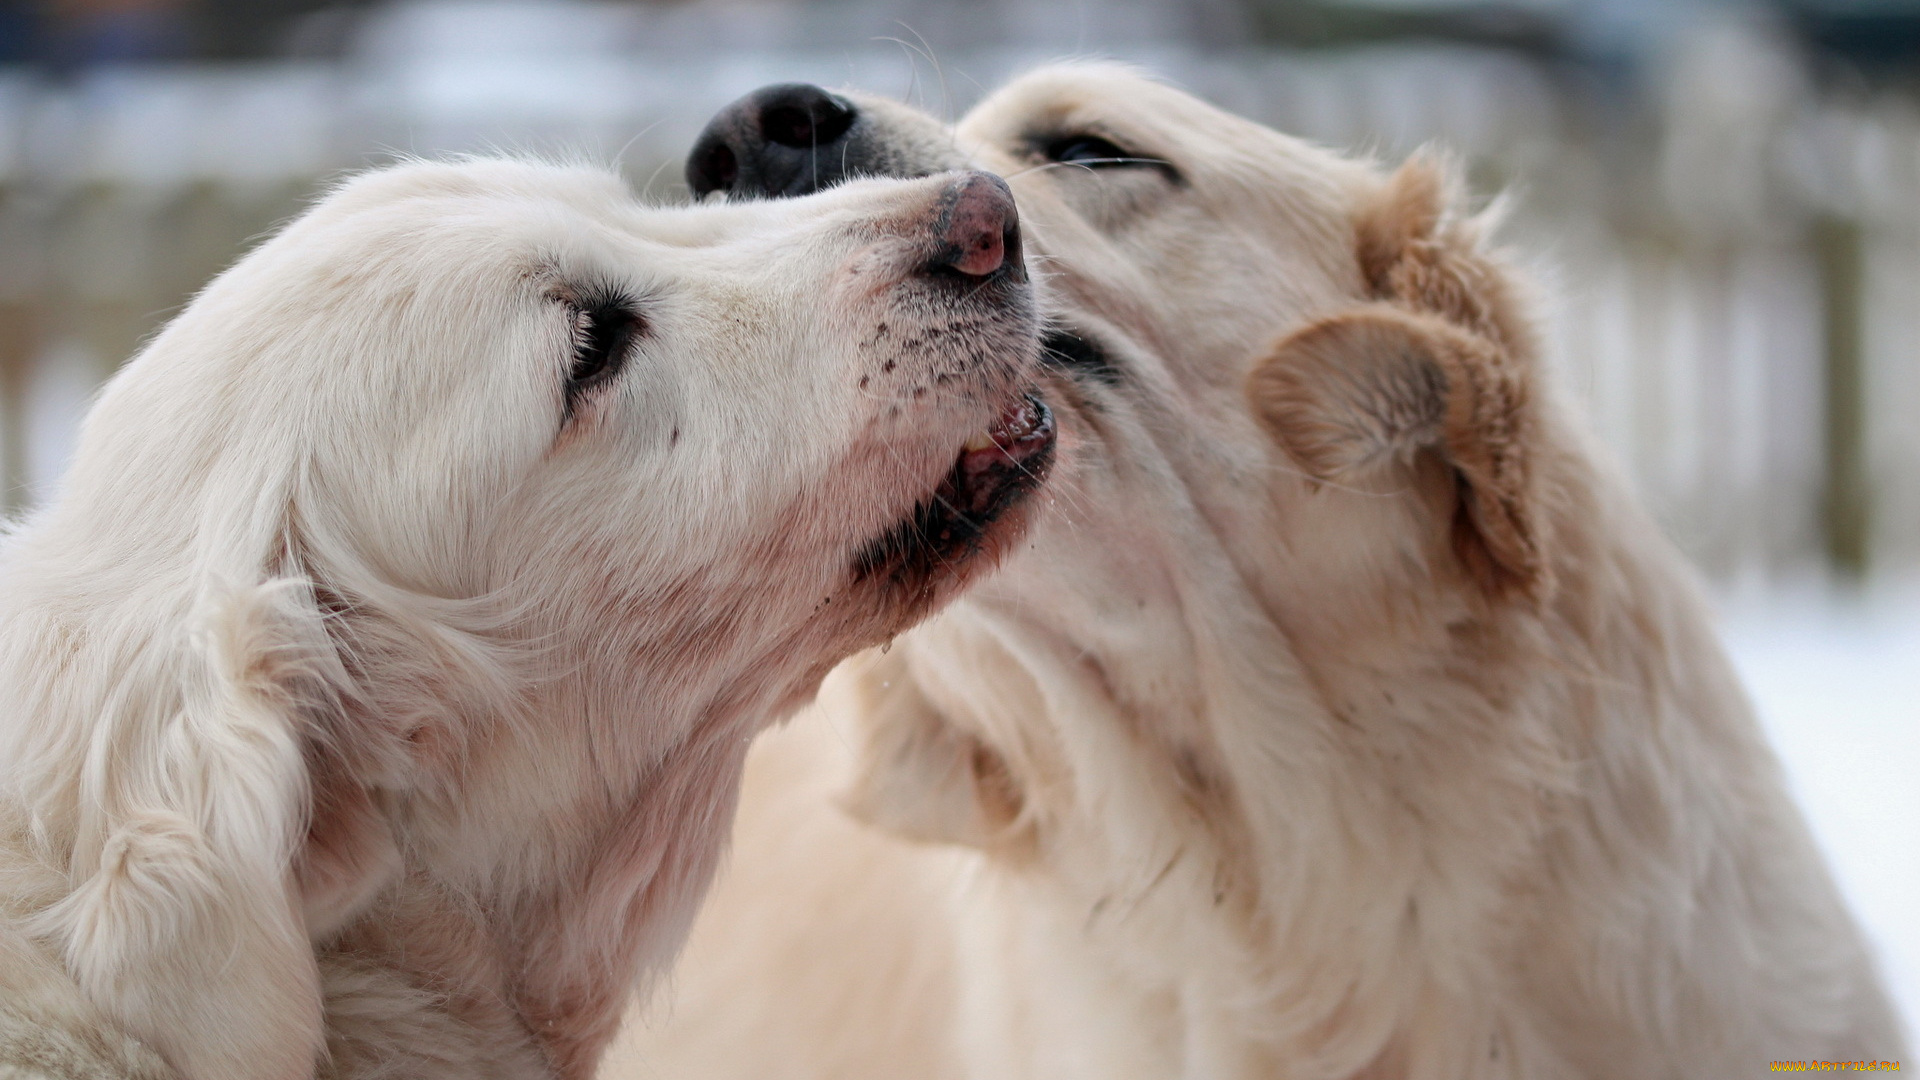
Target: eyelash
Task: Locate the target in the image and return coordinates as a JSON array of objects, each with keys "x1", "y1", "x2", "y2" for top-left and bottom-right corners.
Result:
[
  {"x1": 1042, "y1": 134, "x2": 1139, "y2": 167},
  {"x1": 565, "y1": 295, "x2": 643, "y2": 411}
]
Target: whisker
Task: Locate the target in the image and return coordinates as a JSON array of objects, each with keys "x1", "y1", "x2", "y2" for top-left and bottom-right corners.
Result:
[
  {"x1": 614, "y1": 118, "x2": 668, "y2": 179},
  {"x1": 642, "y1": 155, "x2": 680, "y2": 202},
  {"x1": 1001, "y1": 158, "x2": 1175, "y2": 181}
]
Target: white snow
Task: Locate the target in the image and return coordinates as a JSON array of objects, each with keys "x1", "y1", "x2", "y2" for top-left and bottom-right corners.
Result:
[{"x1": 1721, "y1": 585, "x2": 1920, "y2": 1042}]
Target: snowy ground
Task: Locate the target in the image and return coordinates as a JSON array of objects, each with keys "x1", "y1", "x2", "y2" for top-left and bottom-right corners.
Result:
[{"x1": 1720, "y1": 584, "x2": 1920, "y2": 1044}]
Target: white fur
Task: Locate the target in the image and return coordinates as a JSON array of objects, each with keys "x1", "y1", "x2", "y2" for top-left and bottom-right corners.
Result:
[
  {"x1": 606, "y1": 65, "x2": 1906, "y2": 1079},
  {"x1": 0, "y1": 158, "x2": 1043, "y2": 1079}
]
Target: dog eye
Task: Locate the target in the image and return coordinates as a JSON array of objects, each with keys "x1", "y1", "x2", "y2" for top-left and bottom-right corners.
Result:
[
  {"x1": 1039, "y1": 134, "x2": 1179, "y2": 183},
  {"x1": 567, "y1": 297, "x2": 643, "y2": 405},
  {"x1": 1044, "y1": 135, "x2": 1135, "y2": 167}
]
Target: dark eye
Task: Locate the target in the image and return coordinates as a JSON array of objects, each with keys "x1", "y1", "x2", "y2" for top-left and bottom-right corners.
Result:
[
  {"x1": 566, "y1": 296, "x2": 643, "y2": 409},
  {"x1": 1044, "y1": 135, "x2": 1137, "y2": 167},
  {"x1": 1038, "y1": 134, "x2": 1180, "y2": 184}
]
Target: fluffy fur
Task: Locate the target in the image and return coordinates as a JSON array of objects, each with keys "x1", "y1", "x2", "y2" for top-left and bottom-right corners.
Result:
[
  {"x1": 0, "y1": 159, "x2": 1047, "y2": 1079},
  {"x1": 605, "y1": 64, "x2": 1906, "y2": 1078}
]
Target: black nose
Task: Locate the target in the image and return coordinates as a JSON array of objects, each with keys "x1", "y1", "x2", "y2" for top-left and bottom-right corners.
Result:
[{"x1": 687, "y1": 83, "x2": 861, "y2": 200}]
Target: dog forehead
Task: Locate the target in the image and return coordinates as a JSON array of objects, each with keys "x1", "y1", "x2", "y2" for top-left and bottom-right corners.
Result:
[
  {"x1": 952, "y1": 66, "x2": 1366, "y2": 307},
  {"x1": 961, "y1": 64, "x2": 1364, "y2": 196},
  {"x1": 320, "y1": 158, "x2": 634, "y2": 219},
  {"x1": 962, "y1": 63, "x2": 1179, "y2": 135},
  {"x1": 253, "y1": 161, "x2": 643, "y2": 299},
  {"x1": 274, "y1": 162, "x2": 829, "y2": 322}
]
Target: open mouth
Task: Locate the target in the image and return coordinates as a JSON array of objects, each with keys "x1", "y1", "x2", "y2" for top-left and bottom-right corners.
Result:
[{"x1": 854, "y1": 392, "x2": 1057, "y2": 592}]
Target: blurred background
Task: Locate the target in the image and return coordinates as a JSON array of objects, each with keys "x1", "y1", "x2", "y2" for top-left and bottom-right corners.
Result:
[{"x1": 0, "y1": 0, "x2": 1915, "y2": 1045}]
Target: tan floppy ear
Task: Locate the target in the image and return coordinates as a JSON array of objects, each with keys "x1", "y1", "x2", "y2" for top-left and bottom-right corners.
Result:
[
  {"x1": 837, "y1": 651, "x2": 1026, "y2": 852},
  {"x1": 1250, "y1": 155, "x2": 1548, "y2": 600}
]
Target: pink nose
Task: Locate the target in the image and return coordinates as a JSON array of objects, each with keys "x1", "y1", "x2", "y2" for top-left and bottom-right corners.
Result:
[{"x1": 937, "y1": 172, "x2": 1021, "y2": 278}]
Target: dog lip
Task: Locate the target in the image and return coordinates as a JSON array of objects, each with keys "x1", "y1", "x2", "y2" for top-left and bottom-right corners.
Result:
[
  {"x1": 956, "y1": 393, "x2": 1054, "y2": 500},
  {"x1": 932, "y1": 390, "x2": 1055, "y2": 527},
  {"x1": 851, "y1": 391, "x2": 1056, "y2": 588}
]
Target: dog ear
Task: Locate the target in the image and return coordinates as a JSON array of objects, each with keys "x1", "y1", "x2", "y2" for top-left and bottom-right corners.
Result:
[
  {"x1": 1248, "y1": 155, "x2": 1548, "y2": 600},
  {"x1": 30, "y1": 577, "x2": 361, "y2": 1080},
  {"x1": 838, "y1": 651, "x2": 1026, "y2": 852}
]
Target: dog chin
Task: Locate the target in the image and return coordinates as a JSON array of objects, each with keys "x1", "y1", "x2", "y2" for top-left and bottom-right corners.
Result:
[{"x1": 852, "y1": 389, "x2": 1055, "y2": 612}]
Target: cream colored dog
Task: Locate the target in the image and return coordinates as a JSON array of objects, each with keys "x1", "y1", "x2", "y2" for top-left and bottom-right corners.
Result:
[
  {"x1": 603, "y1": 65, "x2": 1905, "y2": 1078},
  {"x1": 0, "y1": 159, "x2": 1055, "y2": 1079}
]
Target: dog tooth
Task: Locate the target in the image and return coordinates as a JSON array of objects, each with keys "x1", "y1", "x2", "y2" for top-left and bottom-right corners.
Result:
[{"x1": 964, "y1": 431, "x2": 997, "y2": 451}]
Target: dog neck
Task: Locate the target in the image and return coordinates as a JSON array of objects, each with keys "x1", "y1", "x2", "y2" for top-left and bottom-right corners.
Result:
[
  {"x1": 316, "y1": 698, "x2": 759, "y2": 1079},
  {"x1": 864, "y1": 435, "x2": 1824, "y2": 1072},
  {"x1": 308, "y1": 594, "x2": 856, "y2": 1079}
]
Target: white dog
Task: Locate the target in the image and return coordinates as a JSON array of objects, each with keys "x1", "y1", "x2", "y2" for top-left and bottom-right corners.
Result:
[
  {"x1": 0, "y1": 158, "x2": 1054, "y2": 1080},
  {"x1": 604, "y1": 66, "x2": 1905, "y2": 1078}
]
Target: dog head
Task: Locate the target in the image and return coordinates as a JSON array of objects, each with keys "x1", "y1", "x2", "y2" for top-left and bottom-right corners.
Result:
[
  {"x1": 691, "y1": 66, "x2": 1560, "y2": 859},
  {"x1": 0, "y1": 159, "x2": 1051, "y2": 1079}
]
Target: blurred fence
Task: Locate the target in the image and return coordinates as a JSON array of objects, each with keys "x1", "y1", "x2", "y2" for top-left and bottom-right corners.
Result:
[{"x1": 1, "y1": 20, "x2": 1917, "y2": 588}]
